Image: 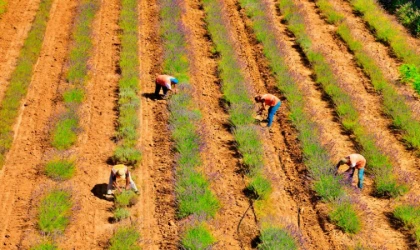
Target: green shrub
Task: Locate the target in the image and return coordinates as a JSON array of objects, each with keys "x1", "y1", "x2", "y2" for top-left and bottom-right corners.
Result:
[
  {"x1": 374, "y1": 172, "x2": 408, "y2": 197},
  {"x1": 30, "y1": 241, "x2": 58, "y2": 250},
  {"x1": 114, "y1": 207, "x2": 130, "y2": 221},
  {"x1": 396, "y1": 2, "x2": 420, "y2": 35},
  {"x1": 314, "y1": 174, "x2": 344, "y2": 202},
  {"x1": 63, "y1": 88, "x2": 84, "y2": 104},
  {"x1": 113, "y1": 145, "x2": 142, "y2": 165},
  {"x1": 38, "y1": 189, "x2": 72, "y2": 234},
  {"x1": 329, "y1": 200, "x2": 361, "y2": 234},
  {"x1": 52, "y1": 117, "x2": 78, "y2": 150},
  {"x1": 181, "y1": 224, "x2": 215, "y2": 250},
  {"x1": 258, "y1": 227, "x2": 298, "y2": 250},
  {"x1": 45, "y1": 159, "x2": 75, "y2": 180},
  {"x1": 176, "y1": 170, "x2": 220, "y2": 219},
  {"x1": 394, "y1": 204, "x2": 420, "y2": 244},
  {"x1": 109, "y1": 226, "x2": 140, "y2": 250},
  {"x1": 114, "y1": 190, "x2": 137, "y2": 207},
  {"x1": 247, "y1": 174, "x2": 272, "y2": 200}
]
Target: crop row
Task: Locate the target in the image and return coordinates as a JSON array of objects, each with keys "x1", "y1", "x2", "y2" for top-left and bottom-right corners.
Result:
[
  {"x1": 239, "y1": 0, "x2": 360, "y2": 234},
  {"x1": 202, "y1": 0, "x2": 301, "y2": 247},
  {"x1": 278, "y1": 0, "x2": 407, "y2": 198},
  {"x1": 347, "y1": 0, "x2": 420, "y2": 68},
  {"x1": 393, "y1": 201, "x2": 420, "y2": 245},
  {"x1": 0, "y1": 0, "x2": 53, "y2": 168},
  {"x1": 112, "y1": 0, "x2": 141, "y2": 166},
  {"x1": 108, "y1": 0, "x2": 142, "y2": 248},
  {"x1": 32, "y1": 0, "x2": 99, "y2": 248},
  {"x1": 315, "y1": 0, "x2": 420, "y2": 151},
  {"x1": 160, "y1": 0, "x2": 219, "y2": 248}
]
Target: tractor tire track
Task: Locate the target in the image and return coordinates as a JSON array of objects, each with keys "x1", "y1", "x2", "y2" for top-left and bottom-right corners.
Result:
[
  {"x1": 0, "y1": 0, "x2": 78, "y2": 248},
  {"x1": 58, "y1": 0, "x2": 120, "y2": 248},
  {"x1": 0, "y1": 0, "x2": 40, "y2": 103},
  {"x1": 137, "y1": 0, "x2": 178, "y2": 248}
]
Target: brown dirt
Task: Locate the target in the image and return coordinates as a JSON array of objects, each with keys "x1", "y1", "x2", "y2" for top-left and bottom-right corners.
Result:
[
  {"x1": 57, "y1": 0, "x2": 121, "y2": 248},
  {"x1": 0, "y1": 0, "x2": 78, "y2": 248},
  {"x1": 136, "y1": 0, "x2": 179, "y2": 248},
  {"x1": 0, "y1": 0, "x2": 41, "y2": 103},
  {"x1": 182, "y1": 0, "x2": 259, "y2": 248}
]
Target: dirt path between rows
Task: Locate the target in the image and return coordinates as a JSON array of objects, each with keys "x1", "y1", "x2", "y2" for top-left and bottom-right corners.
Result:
[
  {"x1": 136, "y1": 0, "x2": 178, "y2": 248},
  {"x1": 182, "y1": 0, "x2": 259, "y2": 248},
  {"x1": 0, "y1": 0, "x2": 78, "y2": 248},
  {"x1": 57, "y1": 0, "x2": 121, "y2": 248},
  {"x1": 319, "y1": 0, "x2": 420, "y2": 121},
  {"x1": 0, "y1": 0, "x2": 41, "y2": 103}
]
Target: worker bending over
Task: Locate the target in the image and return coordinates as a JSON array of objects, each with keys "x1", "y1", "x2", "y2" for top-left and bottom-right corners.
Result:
[
  {"x1": 107, "y1": 164, "x2": 139, "y2": 195},
  {"x1": 155, "y1": 74, "x2": 179, "y2": 99},
  {"x1": 336, "y1": 154, "x2": 366, "y2": 189},
  {"x1": 254, "y1": 94, "x2": 281, "y2": 128}
]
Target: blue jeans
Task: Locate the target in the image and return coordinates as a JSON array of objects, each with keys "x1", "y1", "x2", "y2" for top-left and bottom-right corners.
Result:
[
  {"x1": 349, "y1": 168, "x2": 364, "y2": 189},
  {"x1": 267, "y1": 102, "x2": 281, "y2": 127}
]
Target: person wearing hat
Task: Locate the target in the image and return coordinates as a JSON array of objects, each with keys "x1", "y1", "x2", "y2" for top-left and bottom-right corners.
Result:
[
  {"x1": 155, "y1": 74, "x2": 179, "y2": 99},
  {"x1": 107, "y1": 164, "x2": 139, "y2": 195},
  {"x1": 254, "y1": 94, "x2": 281, "y2": 128},
  {"x1": 335, "y1": 153, "x2": 366, "y2": 189}
]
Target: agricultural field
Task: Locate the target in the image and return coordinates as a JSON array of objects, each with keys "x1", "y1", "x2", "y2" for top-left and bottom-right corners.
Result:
[{"x1": 0, "y1": 0, "x2": 420, "y2": 249}]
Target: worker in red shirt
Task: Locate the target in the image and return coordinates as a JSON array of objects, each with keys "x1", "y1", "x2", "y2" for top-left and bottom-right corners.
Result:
[
  {"x1": 335, "y1": 153, "x2": 366, "y2": 189},
  {"x1": 254, "y1": 94, "x2": 281, "y2": 127},
  {"x1": 155, "y1": 74, "x2": 179, "y2": 99}
]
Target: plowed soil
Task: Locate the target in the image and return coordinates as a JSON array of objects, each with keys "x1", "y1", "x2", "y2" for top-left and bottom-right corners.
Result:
[{"x1": 0, "y1": 0, "x2": 419, "y2": 249}]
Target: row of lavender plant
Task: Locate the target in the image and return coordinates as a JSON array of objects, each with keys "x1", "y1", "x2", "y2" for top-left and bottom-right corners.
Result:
[
  {"x1": 32, "y1": 1, "x2": 100, "y2": 249},
  {"x1": 111, "y1": 0, "x2": 142, "y2": 166},
  {"x1": 238, "y1": 0, "x2": 361, "y2": 236},
  {"x1": 0, "y1": 0, "x2": 53, "y2": 168},
  {"x1": 277, "y1": 0, "x2": 408, "y2": 198},
  {"x1": 159, "y1": 0, "x2": 219, "y2": 248},
  {"x1": 315, "y1": 0, "x2": 420, "y2": 150},
  {"x1": 347, "y1": 0, "x2": 420, "y2": 96},
  {"x1": 108, "y1": 0, "x2": 142, "y2": 248},
  {"x1": 201, "y1": 0, "x2": 303, "y2": 246}
]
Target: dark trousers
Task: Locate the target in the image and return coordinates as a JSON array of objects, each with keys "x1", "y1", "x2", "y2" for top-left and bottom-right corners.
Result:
[{"x1": 155, "y1": 84, "x2": 169, "y2": 96}]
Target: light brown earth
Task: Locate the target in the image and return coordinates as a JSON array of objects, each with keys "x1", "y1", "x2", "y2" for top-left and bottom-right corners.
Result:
[{"x1": 0, "y1": 0, "x2": 419, "y2": 249}]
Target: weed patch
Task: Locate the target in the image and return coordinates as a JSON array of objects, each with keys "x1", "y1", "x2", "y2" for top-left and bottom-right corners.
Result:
[
  {"x1": 0, "y1": 0, "x2": 53, "y2": 168},
  {"x1": 37, "y1": 189, "x2": 72, "y2": 234}
]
